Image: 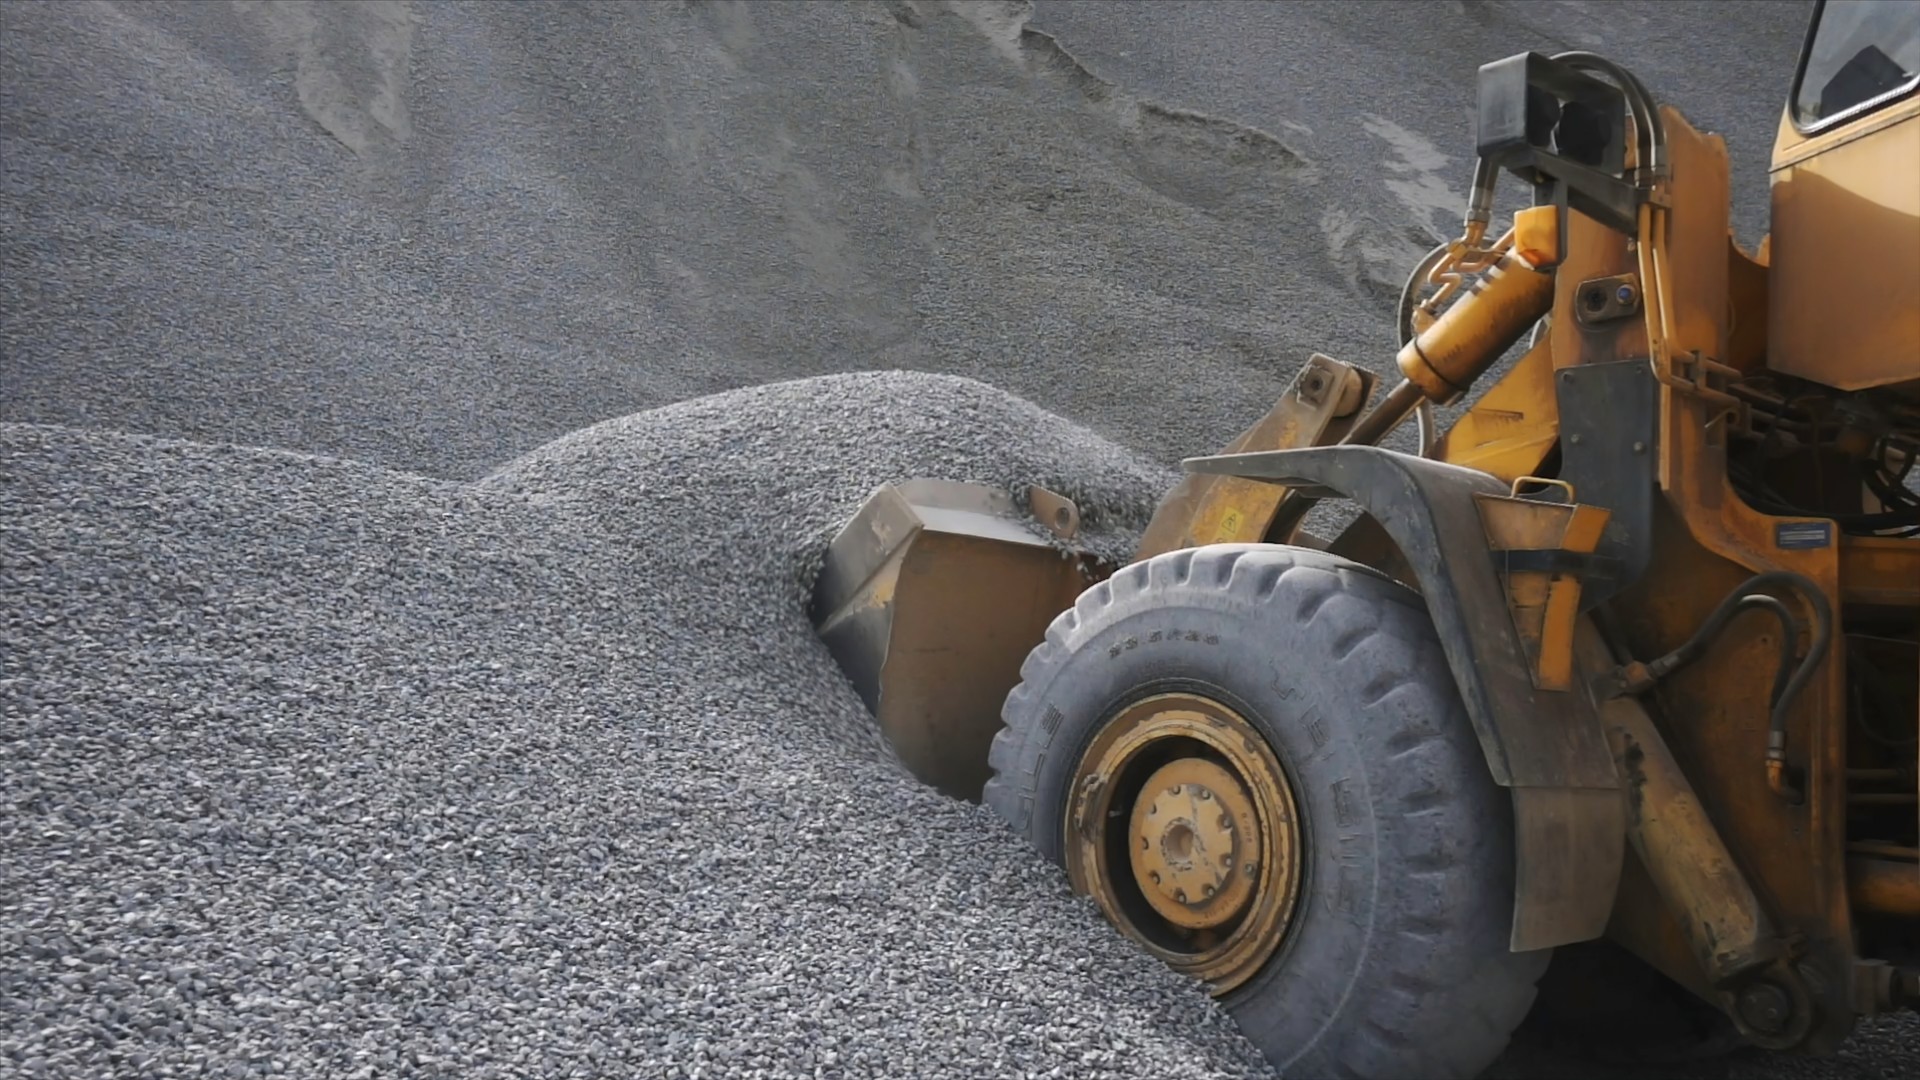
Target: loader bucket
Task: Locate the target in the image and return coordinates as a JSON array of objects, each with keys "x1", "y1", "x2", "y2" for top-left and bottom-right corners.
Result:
[{"x1": 810, "y1": 479, "x2": 1101, "y2": 802}]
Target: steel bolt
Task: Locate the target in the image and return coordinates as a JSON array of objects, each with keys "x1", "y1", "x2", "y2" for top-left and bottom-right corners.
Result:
[
  {"x1": 1203, "y1": 884, "x2": 1216, "y2": 899},
  {"x1": 1149, "y1": 871, "x2": 1161, "y2": 885},
  {"x1": 1632, "y1": 440, "x2": 1646, "y2": 454},
  {"x1": 1174, "y1": 889, "x2": 1188, "y2": 903},
  {"x1": 1735, "y1": 982, "x2": 1792, "y2": 1036},
  {"x1": 1218, "y1": 814, "x2": 1232, "y2": 830},
  {"x1": 1197, "y1": 788, "x2": 1212, "y2": 801},
  {"x1": 1616, "y1": 283, "x2": 1636, "y2": 304}
]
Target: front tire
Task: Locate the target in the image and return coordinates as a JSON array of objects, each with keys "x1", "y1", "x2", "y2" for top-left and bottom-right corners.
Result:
[{"x1": 984, "y1": 544, "x2": 1550, "y2": 1080}]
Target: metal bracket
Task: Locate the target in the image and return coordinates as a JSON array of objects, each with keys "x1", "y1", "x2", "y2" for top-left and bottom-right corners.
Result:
[
  {"x1": 1135, "y1": 353, "x2": 1372, "y2": 559},
  {"x1": 1493, "y1": 548, "x2": 1624, "y2": 580},
  {"x1": 1556, "y1": 360, "x2": 1660, "y2": 603},
  {"x1": 1477, "y1": 52, "x2": 1640, "y2": 233},
  {"x1": 1573, "y1": 273, "x2": 1643, "y2": 325},
  {"x1": 1027, "y1": 486, "x2": 1081, "y2": 542}
]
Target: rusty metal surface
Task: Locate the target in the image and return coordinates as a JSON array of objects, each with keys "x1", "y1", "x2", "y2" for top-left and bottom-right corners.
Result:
[
  {"x1": 1604, "y1": 500, "x2": 1858, "y2": 1050},
  {"x1": 1127, "y1": 758, "x2": 1260, "y2": 930},
  {"x1": 1839, "y1": 536, "x2": 1920, "y2": 609},
  {"x1": 1598, "y1": 643, "x2": 1787, "y2": 974},
  {"x1": 811, "y1": 479, "x2": 1098, "y2": 802},
  {"x1": 1849, "y1": 857, "x2": 1920, "y2": 920},
  {"x1": 1026, "y1": 485, "x2": 1082, "y2": 542},
  {"x1": 1135, "y1": 353, "x2": 1370, "y2": 560},
  {"x1": 1065, "y1": 692, "x2": 1303, "y2": 995}
]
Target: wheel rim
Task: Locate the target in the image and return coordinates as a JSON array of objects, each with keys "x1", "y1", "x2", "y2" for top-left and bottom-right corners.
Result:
[{"x1": 1064, "y1": 692, "x2": 1304, "y2": 995}]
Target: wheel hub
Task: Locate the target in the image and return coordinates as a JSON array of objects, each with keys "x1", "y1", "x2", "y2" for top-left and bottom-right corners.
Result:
[
  {"x1": 1065, "y1": 692, "x2": 1303, "y2": 995},
  {"x1": 1129, "y1": 759, "x2": 1257, "y2": 929}
]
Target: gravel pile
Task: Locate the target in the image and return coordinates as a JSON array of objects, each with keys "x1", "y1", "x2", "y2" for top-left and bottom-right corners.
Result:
[
  {"x1": 3, "y1": 1, "x2": 1913, "y2": 1078},
  {"x1": 0, "y1": 0, "x2": 1379, "y2": 481},
  {"x1": 2, "y1": 371, "x2": 1273, "y2": 1080}
]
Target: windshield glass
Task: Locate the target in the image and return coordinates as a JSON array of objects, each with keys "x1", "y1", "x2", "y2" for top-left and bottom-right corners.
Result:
[{"x1": 1794, "y1": 0, "x2": 1920, "y2": 127}]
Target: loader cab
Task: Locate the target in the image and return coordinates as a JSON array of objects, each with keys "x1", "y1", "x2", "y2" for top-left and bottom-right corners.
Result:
[{"x1": 1768, "y1": 0, "x2": 1920, "y2": 397}]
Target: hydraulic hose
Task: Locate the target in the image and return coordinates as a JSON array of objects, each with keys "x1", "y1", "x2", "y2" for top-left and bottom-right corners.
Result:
[
  {"x1": 1608, "y1": 571, "x2": 1833, "y2": 804},
  {"x1": 1395, "y1": 242, "x2": 1456, "y2": 459},
  {"x1": 1550, "y1": 50, "x2": 1666, "y2": 179}
]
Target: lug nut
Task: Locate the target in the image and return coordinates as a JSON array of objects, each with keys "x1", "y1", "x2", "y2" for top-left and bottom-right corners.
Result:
[
  {"x1": 1203, "y1": 885, "x2": 1216, "y2": 899},
  {"x1": 1197, "y1": 788, "x2": 1212, "y2": 801},
  {"x1": 1149, "y1": 871, "x2": 1161, "y2": 885},
  {"x1": 1174, "y1": 889, "x2": 1188, "y2": 903}
]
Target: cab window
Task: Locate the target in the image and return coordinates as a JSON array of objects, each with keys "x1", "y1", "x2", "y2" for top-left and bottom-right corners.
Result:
[{"x1": 1793, "y1": 0, "x2": 1920, "y2": 128}]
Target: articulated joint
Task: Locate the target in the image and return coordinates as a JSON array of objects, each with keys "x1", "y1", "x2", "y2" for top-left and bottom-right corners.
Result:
[{"x1": 1604, "y1": 680, "x2": 1817, "y2": 1049}]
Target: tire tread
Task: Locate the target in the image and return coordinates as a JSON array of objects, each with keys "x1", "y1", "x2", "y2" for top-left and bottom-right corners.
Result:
[{"x1": 985, "y1": 544, "x2": 1548, "y2": 1080}]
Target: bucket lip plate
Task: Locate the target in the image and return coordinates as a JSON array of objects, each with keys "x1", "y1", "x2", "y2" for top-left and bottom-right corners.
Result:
[{"x1": 814, "y1": 480, "x2": 1057, "y2": 618}]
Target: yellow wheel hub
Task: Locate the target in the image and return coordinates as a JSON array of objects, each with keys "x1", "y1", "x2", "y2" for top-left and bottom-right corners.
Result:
[
  {"x1": 1129, "y1": 758, "x2": 1258, "y2": 928},
  {"x1": 1065, "y1": 693, "x2": 1303, "y2": 995}
]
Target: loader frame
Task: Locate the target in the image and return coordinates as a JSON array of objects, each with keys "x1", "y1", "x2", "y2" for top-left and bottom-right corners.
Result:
[{"x1": 811, "y1": 11, "x2": 1920, "y2": 1059}]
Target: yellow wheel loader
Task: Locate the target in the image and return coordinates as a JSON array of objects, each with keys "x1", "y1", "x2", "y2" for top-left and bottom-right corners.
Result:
[{"x1": 811, "y1": 2, "x2": 1920, "y2": 1075}]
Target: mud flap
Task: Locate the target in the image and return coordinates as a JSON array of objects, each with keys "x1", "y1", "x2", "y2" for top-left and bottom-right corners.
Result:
[{"x1": 810, "y1": 479, "x2": 1103, "y2": 802}]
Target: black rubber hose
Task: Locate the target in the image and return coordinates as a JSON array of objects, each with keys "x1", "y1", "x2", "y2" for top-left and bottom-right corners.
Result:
[
  {"x1": 1396, "y1": 243, "x2": 1452, "y2": 349},
  {"x1": 1743, "y1": 596, "x2": 1798, "y2": 713},
  {"x1": 1549, "y1": 51, "x2": 1665, "y2": 176},
  {"x1": 1644, "y1": 591, "x2": 1798, "y2": 698},
  {"x1": 1864, "y1": 463, "x2": 1920, "y2": 512},
  {"x1": 1634, "y1": 571, "x2": 1833, "y2": 793},
  {"x1": 1396, "y1": 242, "x2": 1456, "y2": 459},
  {"x1": 1464, "y1": 157, "x2": 1499, "y2": 234}
]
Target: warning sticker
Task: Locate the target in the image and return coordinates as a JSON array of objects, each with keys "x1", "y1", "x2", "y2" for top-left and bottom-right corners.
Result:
[{"x1": 1774, "y1": 521, "x2": 1833, "y2": 550}]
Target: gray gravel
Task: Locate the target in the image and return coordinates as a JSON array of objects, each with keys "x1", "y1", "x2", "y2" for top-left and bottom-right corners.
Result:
[
  {"x1": 2, "y1": 0, "x2": 1913, "y2": 1077},
  {"x1": 0, "y1": 0, "x2": 1375, "y2": 480},
  {"x1": 3, "y1": 373, "x2": 1264, "y2": 1080}
]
